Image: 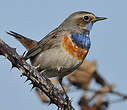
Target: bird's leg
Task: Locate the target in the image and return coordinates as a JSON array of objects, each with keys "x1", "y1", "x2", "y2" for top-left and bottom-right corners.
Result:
[
  {"x1": 57, "y1": 66, "x2": 70, "y2": 102},
  {"x1": 58, "y1": 77, "x2": 69, "y2": 101}
]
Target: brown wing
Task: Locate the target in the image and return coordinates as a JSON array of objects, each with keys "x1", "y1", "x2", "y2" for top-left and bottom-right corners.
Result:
[{"x1": 25, "y1": 29, "x2": 60, "y2": 59}]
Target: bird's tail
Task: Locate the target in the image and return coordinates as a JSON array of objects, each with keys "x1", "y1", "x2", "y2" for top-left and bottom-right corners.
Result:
[{"x1": 7, "y1": 31, "x2": 37, "y2": 50}]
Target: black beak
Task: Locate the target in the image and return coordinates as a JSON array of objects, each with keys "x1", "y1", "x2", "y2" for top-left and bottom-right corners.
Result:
[{"x1": 94, "y1": 17, "x2": 107, "y2": 22}]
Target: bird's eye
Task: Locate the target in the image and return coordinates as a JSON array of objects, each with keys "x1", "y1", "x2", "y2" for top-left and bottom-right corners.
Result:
[{"x1": 84, "y1": 16, "x2": 89, "y2": 21}]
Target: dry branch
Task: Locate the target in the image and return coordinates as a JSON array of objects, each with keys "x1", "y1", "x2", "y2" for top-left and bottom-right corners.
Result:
[{"x1": 0, "y1": 39, "x2": 74, "y2": 110}]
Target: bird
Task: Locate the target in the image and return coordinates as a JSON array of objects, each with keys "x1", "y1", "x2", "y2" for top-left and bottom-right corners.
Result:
[{"x1": 7, "y1": 11, "x2": 107, "y2": 97}]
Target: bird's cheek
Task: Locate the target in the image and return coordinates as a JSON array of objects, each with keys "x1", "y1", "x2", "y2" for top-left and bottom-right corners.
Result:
[{"x1": 86, "y1": 22, "x2": 93, "y2": 31}]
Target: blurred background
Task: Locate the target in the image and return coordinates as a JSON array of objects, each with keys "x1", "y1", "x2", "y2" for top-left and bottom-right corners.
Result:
[{"x1": 0, "y1": 0, "x2": 127, "y2": 110}]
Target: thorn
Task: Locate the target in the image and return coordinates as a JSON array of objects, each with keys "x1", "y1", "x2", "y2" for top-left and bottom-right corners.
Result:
[
  {"x1": 12, "y1": 63, "x2": 16, "y2": 67},
  {"x1": 49, "y1": 99, "x2": 54, "y2": 105},
  {"x1": 20, "y1": 74, "x2": 25, "y2": 77},
  {"x1": 31, "y1": 84, "x2": 36, "y2": 90},
  {"x1": 20, "y1": 74, "x2": 23, "y2": 77},
  {"x1": 32, "y1": 84, "x2": 36, "y2": 88},
  {"x1": 28, "y1": 82, "x2": 33, "y2": 85},
  {"x1": 10, "y1": 63, "x2": 16, "y2": 71},
  {"x1": 30, "y1": 84, "x2": 36, "y2": 92},
  {"x1": 24, "y1": 78, "x2": 30, "y2": 83},
  {"x1": 20, "y1": 51, "x2": 27, "y2": 60},
  {"x1": 12, "y1": 64, "x2": 16, "y2": 68},
  {"x1": 10, "y1": 67, "x2": 13, "y2": 71},
  {"x1": 22, "y1": 51, "x2": 26, "y2": 57}
]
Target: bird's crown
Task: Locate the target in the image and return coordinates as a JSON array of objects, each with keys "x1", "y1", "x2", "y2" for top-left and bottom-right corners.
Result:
[{"x1": 59, "y1": 11, "x2": 107, "y2": 33}]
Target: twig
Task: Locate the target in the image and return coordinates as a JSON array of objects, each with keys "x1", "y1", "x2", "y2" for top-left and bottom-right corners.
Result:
[
  {"x1": 0, "y1": 39, "x2": 74, "y2": 110},
  {"x1": 86, "y1": 87, "x2": 127, "y2": 104},
  {"x1": 86, "y1": 88, "x2": 127, "y2": 98}
]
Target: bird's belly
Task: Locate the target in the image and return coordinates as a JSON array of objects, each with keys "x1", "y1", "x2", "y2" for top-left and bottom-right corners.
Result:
[{"x1": 30, "y1": 47, "x2": 83, "y2": 78}]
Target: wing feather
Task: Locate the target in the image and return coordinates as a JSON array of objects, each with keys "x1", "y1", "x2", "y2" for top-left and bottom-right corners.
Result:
[{"x1": 25, "y1": 29, "x2": 60, "y2": 59}]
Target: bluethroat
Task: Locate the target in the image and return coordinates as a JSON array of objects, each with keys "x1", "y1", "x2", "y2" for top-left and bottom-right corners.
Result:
[{"x1": 7, "y1": 11, "x2": 107, "y2": 97}]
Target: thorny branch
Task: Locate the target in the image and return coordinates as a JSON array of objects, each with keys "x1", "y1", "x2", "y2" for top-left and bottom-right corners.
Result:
[{"x1": 0, "y1": 39, "x2": 74, "y2": 110}]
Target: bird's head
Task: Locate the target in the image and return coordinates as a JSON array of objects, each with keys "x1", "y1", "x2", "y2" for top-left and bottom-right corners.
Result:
[{"x1": 59, "y1": 11, "x2": 107, "y2": 33}]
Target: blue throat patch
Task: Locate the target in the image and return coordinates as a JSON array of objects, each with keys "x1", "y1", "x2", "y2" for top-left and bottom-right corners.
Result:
[
  {"x1": 71, "y1": 22, "x2": 93, "y2": 50},
  {"x1": 72, "y1": 33, "x2": 91, "y2": 50},
  {"x1": 86, "y1": 22, "x2": 93, "y2": 31}
]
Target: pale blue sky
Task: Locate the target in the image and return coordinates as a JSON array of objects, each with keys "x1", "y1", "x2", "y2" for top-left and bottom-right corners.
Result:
[{"x1": 0, "y1": 0, "x2": 127, "y2": 110}]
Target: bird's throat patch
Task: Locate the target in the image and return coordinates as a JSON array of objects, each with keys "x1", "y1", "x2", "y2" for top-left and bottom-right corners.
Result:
[
  {"x1": 71, "y1": 33, "x2": 91, "y2": 50},
  {"x1": 62, "y1": 35, "x2": 88, "y2": 60}
]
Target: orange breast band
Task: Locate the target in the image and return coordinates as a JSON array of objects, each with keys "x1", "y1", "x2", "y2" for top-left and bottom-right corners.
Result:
[{"x1": 62, "y1": 35, "x2": 88, "y2": 60}]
